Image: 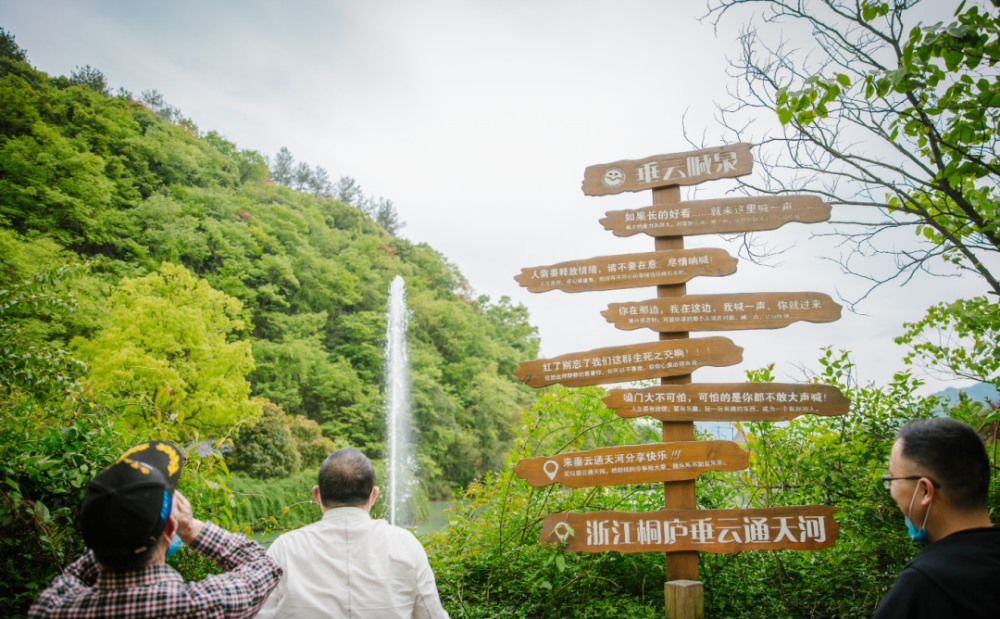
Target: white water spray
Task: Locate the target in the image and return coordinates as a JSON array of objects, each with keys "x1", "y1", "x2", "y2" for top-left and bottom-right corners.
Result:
[{"x1": 384, "y1": 275, "x2": 413, "y2": 525}]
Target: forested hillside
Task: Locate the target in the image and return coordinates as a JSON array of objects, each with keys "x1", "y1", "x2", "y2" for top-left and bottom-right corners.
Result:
[{"x1": 0, "y1": 45, "x2": 538, "y2": 496}]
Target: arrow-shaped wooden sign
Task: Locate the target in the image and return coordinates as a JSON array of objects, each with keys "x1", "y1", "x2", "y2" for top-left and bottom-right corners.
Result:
[
  {"x1": 513, "y1": 440, "x2": 747, "y2": 488},
  {"x1": 539, "y1": 505, "x2": 840, "y2": 553},
  {"x1": 513, "y1": 337, "x2": 744, "y2": 389},
  {"x1": 603, "y1": 383, "x2": 850, "y2": 422},
  {"x1": 515, "y1": 248, "x2": 737, "y2": 294},
  {"x1": 599, "y1": 195, "x2": 831, "y2": 237},
  {"x1": 582, "y1": 143, "x2": 754, "y2": 196},
  {"x1": 603, "y1": 292, "x2": 842, "y2": 333}
]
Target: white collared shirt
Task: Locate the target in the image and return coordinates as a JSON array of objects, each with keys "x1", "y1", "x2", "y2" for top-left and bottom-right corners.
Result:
[{"x1": 254, "y1": 507, "x2": 449, "y2": 619}]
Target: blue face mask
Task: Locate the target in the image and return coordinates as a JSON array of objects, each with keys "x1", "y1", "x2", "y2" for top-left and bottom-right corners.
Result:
[
  {"x1": 905, "y1": 482, "x2": 931, "y2": 545},
  {"x1": 166, "y1": 533, "x2": 183, "y2": 559}
]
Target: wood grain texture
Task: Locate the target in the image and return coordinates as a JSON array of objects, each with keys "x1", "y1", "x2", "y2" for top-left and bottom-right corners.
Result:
[
  {"x1": 512, "y1": 440, "x2": 748, "y2": 488},
  {"x1": 604, "y1": 383, "x2": 850, "y2": 422},
  {"x1": 665, "y1": 581, "x2": 704, "y2": 619},
  {"x1": 600, "y1": 195, "x2": 830, "y2": 237},
  {"x1": 514, "y1": 248, "x2": 737, "y2": 294},
  {"x1": 603, "y1": 292, "x2": 842, "y2": 333},
  {"x1": 512, "y1": 337, "x2": 743, "y2": 388},
  {"x1": 652, "y1": 186, "x2": 699, "y2": 583},
  {"x1": 582, "y1": 143, "x2": 754, "y2": 196},
  {"x1": 540, "y1": 505, "x2": 840, "y2": 553}
]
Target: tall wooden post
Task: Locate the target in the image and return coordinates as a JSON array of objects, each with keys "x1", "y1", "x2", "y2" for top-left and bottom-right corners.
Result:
[{"x1": 653, "y1": 185, "x2": 703, "y2": 619}]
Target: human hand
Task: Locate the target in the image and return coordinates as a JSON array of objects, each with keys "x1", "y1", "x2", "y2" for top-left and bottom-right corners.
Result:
[{"x1": 171, "y1": 490, "x2": 206, "y2": 544}]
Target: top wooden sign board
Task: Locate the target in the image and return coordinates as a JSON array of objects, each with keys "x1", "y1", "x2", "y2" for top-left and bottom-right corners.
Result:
[
  {"x1": 599, "y1": 195, "x2": 831, "y2": 238},
  {"x1": 582, "y1": 143, "x2": 754, "y2": 196}
]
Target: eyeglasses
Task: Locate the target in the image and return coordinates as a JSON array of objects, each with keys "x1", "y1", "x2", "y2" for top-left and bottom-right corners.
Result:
[{"x1": 881, "y1": 475, "x2": 941, "y2": 490}]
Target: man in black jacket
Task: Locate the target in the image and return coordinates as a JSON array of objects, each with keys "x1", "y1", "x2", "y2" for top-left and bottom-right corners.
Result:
[{"x1": 874, "y1": 417, "x2": 999, "y2": 618}]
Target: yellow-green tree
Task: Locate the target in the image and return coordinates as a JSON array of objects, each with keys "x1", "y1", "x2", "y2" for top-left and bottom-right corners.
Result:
[{"x1": 72, "y1": 262, "x2": 261, "y2": 434}]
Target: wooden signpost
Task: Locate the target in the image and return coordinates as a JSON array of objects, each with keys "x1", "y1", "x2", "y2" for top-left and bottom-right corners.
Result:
[
  {"x1": 599, "y1": 195, "x2": 831, "y2": 238},
  {"x1": 514, "y1": 248, "x2": 738, "y2": 294},
  {"x1": 512, "y1": 440, "x2": 748, "y2": 488},
  {"x1": 539, "y1": 506, "x2": 840, "y2": 553},
  {"x1": 603, "y1": 383, "x2": 851, "y2": 422},
  {"x1": 603, "y1": 292, "x2": 842, "y2": 332},
  {"x1": 512, "y1": 143, "x2": 849, "y2": 619},
  {"x1": 582, "y1": 143, "x2": 754, "y2": 195},
  {"x1": 512, "y1": 338, "x2": 744, "y2": 388}
]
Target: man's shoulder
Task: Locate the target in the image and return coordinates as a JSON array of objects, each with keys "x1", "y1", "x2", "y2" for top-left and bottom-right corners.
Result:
[{"x1": 909, "y1": 527, "x2": 1000, "y2": 572}]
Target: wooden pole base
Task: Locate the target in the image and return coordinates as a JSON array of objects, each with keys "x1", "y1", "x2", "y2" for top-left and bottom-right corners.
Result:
[{"x1": 664, "y1": 580, "x2": 704, "y2": 619}]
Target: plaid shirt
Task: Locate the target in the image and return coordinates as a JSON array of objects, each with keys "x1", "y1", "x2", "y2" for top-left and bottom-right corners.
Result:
[{"x1": 28, "y1": 523, "x2": 282, "y2": 619}]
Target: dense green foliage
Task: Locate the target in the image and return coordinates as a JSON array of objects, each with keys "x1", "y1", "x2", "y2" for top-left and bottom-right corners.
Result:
[
  {"x1": 423, "y1": 352, "x2": 1000, "y2": 618},
  {"x1": 0, "y1": 50, "x2": 539, "y2": 496}
]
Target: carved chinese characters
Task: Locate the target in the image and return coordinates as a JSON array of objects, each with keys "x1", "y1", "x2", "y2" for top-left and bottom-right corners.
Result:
[
  {"x1": 600, "y1": 195, "x2": 831, "y2": 237},
  {"x1": 512, "y1": 337, "x2": 744, "y2": 388},
  {"x1": 603, "y1": 292, "x2": 842, "y2": 332},
  {"x1": 513, "y1": 440, "x2": 748, "y2": 488},
  {"x1": 582, "y1": 144, "x2": 754, "y2": 196},
  {"x1": 603, "y1": 383, "x2": 850, "y2": 422},
  {"x1": 540, "y1": 506, "x2": 840, "y2": 553},
  {"x1": 515, "y1": 249, "x2": 738, "y2": 293}
]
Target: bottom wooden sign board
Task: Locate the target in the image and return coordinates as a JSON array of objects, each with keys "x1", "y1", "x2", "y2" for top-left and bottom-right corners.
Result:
[{"x1": 539, "y1": 506, "x2": 839, "y2": 553}]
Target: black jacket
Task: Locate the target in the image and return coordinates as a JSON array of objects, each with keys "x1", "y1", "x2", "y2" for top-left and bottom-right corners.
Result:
[{"x1": 873, "y1": 527, "x2": 1000, "y2": 618}]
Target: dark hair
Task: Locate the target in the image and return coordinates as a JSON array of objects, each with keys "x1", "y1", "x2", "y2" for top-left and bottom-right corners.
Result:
[
  {"x1": 318, "y1": 448, "x2": 376, "y2": 507},
  {"x1": 93, "y1": 542, "x2": 160, "y2": 570},
  {"x1": 896, "y1": 418, "x2": 990, "y2": 512}
]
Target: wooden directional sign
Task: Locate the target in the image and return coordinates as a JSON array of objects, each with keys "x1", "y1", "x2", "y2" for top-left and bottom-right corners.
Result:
[
  {"x1": 513, "y1": 337, "x2": 743, "y2": 389},
  {"x1": 603, "y1": 292, "x2": 842, "y2": 333},
  {"x1": 604, "y1": 383, "x2": 850, "y2": 422},
  {"x1": 583, "y1": 143, "x2": 754, "y2": 196},
  {"x1": 515, "y1": 248, "x2": 737, "y2": 294},
  {"x1": 513, "y1": 440, "x2": 748, "y2": 488},
  {"x1": 539, "y1": 505, "x2": 840, "y2": 553},
  {"x1": 599, "y1": 195, "x2": 831, "y2": 238}
]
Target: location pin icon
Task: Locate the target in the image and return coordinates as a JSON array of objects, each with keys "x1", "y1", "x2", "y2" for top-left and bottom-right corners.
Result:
[
  {"x1": 543, "y1": 460, "x2": 559, "y2": 480},
  {"x1": 554, "y1": 522, "x2": 571, "y2": 543}
]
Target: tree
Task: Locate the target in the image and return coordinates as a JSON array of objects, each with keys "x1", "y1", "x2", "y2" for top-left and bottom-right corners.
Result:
[
  {"x1": 335, "y1": 175, "x2": 364, "y2": 206},
  {"x1": 372, "y1": 197, "x2": 406, "y2": 236},
  {"x1": 71, "y1": 263, "x2": 261, "y2": 434},
  {"x1": 308, "y1": 165, "x2": 332, "y2": 197},
  {"x1": 705, "y1": 0, "x2": 1000, "y2": 386},
  {"x1": 68, "y1": 65, "x2": 109, "y2": 96},
  {"x1": 706, "y1": 0, "x2": 999, "y2": 297},
  {"x1": 269, "y1": 147, "x2": 294, "y2": 186},
  {"x1": 0, "y1": 27, "x2": 27, "y2": 62}
]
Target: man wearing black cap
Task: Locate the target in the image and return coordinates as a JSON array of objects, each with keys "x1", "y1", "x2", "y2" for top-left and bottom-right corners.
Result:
[{"x1": 29, "y1": 441, "x2": 282, "y2": 619}]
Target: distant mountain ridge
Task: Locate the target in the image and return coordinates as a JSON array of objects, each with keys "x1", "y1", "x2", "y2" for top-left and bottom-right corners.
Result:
[{"x1": 931, "y1": 383, "x2": 998, "y2": 405}]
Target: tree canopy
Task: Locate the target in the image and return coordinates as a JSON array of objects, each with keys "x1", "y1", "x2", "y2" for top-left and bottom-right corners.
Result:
[{"x1": 0, "y1": 48, "x2": 540, "y2": 495}]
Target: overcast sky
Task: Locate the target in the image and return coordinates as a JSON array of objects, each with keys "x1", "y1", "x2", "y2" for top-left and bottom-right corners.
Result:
[{"x1": 3, "y1": 0, "x2": 986, "y2": 395}]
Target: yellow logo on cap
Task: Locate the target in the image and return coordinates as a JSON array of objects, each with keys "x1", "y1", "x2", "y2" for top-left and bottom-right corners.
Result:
[
  {"x1": 156, "y1": 443, "x2": 180, "y2": 476},
  {"x1": 118, "y1": 443, "x2": 150, "y2": 463},
  {"x1": 120, "y1": 458, "x2": 151, "y2": 475}
]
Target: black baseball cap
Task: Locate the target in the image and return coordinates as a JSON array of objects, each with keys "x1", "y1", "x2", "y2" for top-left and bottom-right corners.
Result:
[{"x1": 81, "y1": 441, "x2": 185, "y2": 556}]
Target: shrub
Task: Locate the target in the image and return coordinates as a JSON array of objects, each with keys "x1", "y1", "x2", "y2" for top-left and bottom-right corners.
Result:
[{"x1": 229, "y1": 402, "x2": 301, "y2": 479}]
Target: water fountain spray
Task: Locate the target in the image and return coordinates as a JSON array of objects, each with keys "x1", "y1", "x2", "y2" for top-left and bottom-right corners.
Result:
[{"x1": 384, "y1": 275, "x2": 412, "y2": 525}]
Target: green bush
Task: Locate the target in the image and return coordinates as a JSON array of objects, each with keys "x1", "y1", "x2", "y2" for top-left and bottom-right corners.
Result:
[{"x1": 229, "y1": 401, "x2": 344, "y2": 479}]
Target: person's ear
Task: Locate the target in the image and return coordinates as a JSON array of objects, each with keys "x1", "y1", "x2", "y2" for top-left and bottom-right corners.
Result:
[
  {"x1": 369, "y1": 486, "x2": 380, "y2": 509},
  {"x1": 919, "y1": 478, "x2": 936, "y2": 507},
  {"x1": 312, "y1": 486, "x2": 323, "y2": 507},
  {"x1": 165, "y1": 514, "x2": 177, "y2": 538}
]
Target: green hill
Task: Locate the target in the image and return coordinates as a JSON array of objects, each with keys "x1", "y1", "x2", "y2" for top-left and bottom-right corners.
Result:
[{"x1": 0, "y1": 49, "x2": 538, "y2": 496}]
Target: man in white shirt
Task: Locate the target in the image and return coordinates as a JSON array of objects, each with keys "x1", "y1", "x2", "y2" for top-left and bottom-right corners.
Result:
[{"x1": 255, "y1": 448, "x2": 449, "y2": 619}]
